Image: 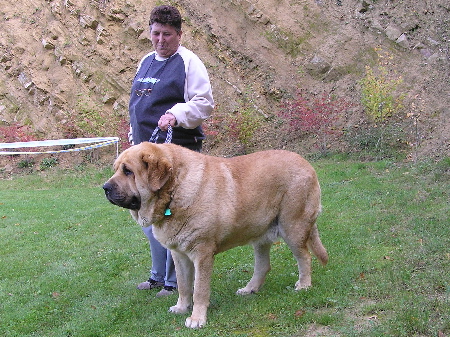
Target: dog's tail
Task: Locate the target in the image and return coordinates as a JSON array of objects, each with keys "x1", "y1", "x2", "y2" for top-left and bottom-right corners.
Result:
[{"x1": 307, "y1": 223, "x2": 328, "y2": 266}]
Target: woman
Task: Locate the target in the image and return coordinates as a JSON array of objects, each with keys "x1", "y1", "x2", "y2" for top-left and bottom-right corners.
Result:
[{"x1": 128, "y1": 5, "x2": 214, "y2": 296}]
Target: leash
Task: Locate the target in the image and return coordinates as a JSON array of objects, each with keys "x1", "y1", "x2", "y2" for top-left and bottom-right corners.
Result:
[{"x1": 149, "y1": 125, "x2": 173, "y2": 144}]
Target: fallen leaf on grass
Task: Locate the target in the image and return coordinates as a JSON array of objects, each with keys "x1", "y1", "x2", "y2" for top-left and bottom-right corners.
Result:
[{"x1": 294, "y1": 309, "x2": 306, "y2": 318}]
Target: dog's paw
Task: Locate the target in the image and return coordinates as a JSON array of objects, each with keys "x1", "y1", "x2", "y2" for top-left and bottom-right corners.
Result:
[
  {"x1": 185, "y1": 316, "x2": 206, "y2": 328},
  {"x1": 169, "y1": 305, "x2": 190, "y2": 314},
  {"x1": 294, "y1": 280, "x2": 311, "y2": 290},
  {"x1": 236, "y1": 287, "x2": 256, "y2": 295}
]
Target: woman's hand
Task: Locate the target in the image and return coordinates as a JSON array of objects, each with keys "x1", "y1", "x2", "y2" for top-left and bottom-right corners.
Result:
[{"x1": 158, "y1": 112, "x2": 177, "y2": 131}]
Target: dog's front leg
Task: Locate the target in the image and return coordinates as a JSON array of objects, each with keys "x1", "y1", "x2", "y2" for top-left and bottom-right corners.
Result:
[
  {"x1": 185, "y1": 252, "x2": 215, "y2": 328},
  {"x1": 169, "y1": 251, "x2": 193, "y2": 314}
]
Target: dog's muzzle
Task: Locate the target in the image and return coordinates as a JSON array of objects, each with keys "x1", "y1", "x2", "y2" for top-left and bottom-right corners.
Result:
[{"x1": 103, "y1": 182, "x2": 141, "y2": 210}]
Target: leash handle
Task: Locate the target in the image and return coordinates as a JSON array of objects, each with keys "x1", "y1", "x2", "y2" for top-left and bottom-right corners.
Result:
[{"x1": 149, "y1": 125, "x2": 172, "y2": 144}]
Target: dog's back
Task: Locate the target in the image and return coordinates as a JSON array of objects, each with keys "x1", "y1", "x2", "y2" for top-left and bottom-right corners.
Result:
[{"x1": 165, "y1": 145, "x2": 326, "y2": 262}]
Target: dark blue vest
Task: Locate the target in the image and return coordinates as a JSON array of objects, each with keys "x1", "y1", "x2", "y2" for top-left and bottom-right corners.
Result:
[{"x1": 129, "y1": 53, "x2": 204, "y2": 148}]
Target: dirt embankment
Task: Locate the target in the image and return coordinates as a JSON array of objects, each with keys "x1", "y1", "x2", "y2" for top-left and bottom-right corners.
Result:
[{"x1": 0, "y1": 0, "x2": 448, "y2": 160}]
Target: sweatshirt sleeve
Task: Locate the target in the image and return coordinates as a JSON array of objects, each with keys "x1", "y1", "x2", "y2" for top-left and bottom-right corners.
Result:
[{"x1": 166, "y1": 47, "x2": 214, "y2": 129}]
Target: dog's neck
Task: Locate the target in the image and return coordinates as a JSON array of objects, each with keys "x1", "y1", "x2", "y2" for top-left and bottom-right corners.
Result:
[{"x1": 149, "y1": 177, "x2": 174, "y2": 225}]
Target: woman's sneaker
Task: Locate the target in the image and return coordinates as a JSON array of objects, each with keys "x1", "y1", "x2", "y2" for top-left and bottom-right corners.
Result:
[{"x1": 137, "y1": 278, "x2": 164, "y2": 290}]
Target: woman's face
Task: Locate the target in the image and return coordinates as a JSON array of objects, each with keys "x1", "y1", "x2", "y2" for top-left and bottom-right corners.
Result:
[{"x1": 150, "y1": 22, "x2": 182, "y2": 58}]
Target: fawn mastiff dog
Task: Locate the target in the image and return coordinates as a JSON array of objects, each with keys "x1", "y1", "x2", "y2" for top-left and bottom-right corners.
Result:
[{"x1": 103, "y1": 142, "x2": 328, "y2": 328}]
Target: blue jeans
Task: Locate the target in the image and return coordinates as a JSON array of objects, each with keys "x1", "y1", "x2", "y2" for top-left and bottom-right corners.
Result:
[{"x1": 141, "y1": 225, "x2": 177, "y2": 288}]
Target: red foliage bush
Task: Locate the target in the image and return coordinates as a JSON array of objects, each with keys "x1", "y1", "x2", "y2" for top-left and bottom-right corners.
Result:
[
  {"x1": 278, "y1": 90, "x2": 349, "y2": 136},
  {"x1": 0, "y1": 123, "x2": 36, "y2": 143},
  {"x1": 277, "y1": 90, "x2": 354, "y2": 152}
]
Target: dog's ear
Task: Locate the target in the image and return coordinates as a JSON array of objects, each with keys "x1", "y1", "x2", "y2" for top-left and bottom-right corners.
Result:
[{"x1": 142, "y1": 151, "x2": 173, "y2": 192}]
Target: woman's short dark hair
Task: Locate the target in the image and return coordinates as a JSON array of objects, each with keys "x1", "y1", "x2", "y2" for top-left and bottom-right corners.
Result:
[{"x1": 149, "y1": 5, "x2": 182, "y2": 32}]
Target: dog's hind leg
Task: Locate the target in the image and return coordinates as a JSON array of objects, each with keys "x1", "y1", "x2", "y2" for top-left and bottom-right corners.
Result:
[
  {"x1": 236, "y1": 241, "x2": 272, "y2": 295},
  {"x1": 292, "y1": 246, "x2": 312, "y2": 290},
  {"x1": 281, "y1": 224, "x2": 313, "y2": 290}
]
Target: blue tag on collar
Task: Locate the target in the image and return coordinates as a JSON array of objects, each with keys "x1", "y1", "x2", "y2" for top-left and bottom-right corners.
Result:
[{"x1": 164, "y1": 208, "x2": 172, "y2": 216}]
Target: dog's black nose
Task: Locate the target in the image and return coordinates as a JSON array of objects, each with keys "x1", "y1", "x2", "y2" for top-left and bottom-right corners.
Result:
[{"x1": 103, "y1": 182, "x2": 112, "y2": 195}]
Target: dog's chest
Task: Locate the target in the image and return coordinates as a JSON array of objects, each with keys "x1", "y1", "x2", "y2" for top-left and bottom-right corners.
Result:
[{"x1": 152, "y1": 220, "x2": 186, "y2": 250}]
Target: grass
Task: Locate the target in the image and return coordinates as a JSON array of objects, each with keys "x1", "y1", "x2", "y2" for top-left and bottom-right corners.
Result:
[{"x1": 0, "y1": 157, "x2": 449, "y2": 337}]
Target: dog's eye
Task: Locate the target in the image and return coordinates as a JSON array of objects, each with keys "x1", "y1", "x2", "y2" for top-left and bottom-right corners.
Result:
[{"x1": 123, "y1": 166, "x2": 133, "y2": 176}]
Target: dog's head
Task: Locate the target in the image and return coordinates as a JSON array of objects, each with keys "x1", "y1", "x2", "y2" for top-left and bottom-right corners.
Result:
[{"x1": 103, "y1": 142, "x2": 173, "y2": 210}]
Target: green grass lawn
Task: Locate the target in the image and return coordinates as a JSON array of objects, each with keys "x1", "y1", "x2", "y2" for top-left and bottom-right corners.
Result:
[{"x1": 0, "y1": 157, "x2": 449, "y2": 337}]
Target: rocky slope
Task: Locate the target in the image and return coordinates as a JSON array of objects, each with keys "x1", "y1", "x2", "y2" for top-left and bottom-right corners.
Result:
[{"x1": 0, "y1": 0, "x2": 448, "y2": 158}]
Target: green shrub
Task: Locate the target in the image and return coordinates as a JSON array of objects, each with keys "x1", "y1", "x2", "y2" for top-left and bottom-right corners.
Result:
[
  {"x1": 226, "y1": 107, "x2": 262, "y2": 153},
  {"x1": 360, "y1": 66, "x2": 404, "y2": 122},
  {"x1": 18, "y1": 158, "x2": 34, "y2": 168},
  {"x1": 360, "y1": 49, "x2": 405, "y2": 122},
  {"x1": 40, "y1": 157, "x2": 58, "y2": 170}
]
